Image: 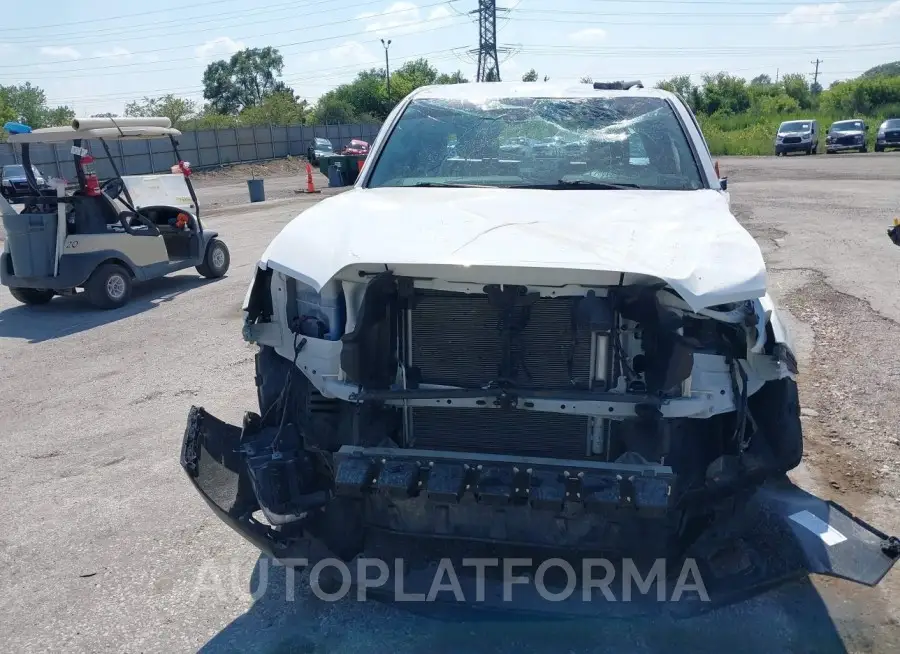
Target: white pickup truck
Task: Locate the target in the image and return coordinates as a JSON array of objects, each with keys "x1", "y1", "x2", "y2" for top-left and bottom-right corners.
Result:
[{"x1": 181, "y1": 81, "x2": 898, "y2": 612}]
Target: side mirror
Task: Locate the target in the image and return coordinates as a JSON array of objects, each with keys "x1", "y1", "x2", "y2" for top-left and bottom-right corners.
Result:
[{"x1": 719, "y1": 177, "x2": 728, "y2": 191}]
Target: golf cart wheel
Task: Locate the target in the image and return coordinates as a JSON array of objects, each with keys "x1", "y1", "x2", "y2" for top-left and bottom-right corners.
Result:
[
  {"x1": 197, "y1": 239, "x2": 230, "y2": 279},
  {"x1": 860, "y1": 146, "x2": 868, "y2": 153},
  {"x1": 9, "y1": 287, "x2": 55, "y2": 305},
  {"x1": 875, "y1": 145, "x2": 884, "y2": 152},
  {"x1": 85, "y1": 263, "x2": 132, "y2": 309}
]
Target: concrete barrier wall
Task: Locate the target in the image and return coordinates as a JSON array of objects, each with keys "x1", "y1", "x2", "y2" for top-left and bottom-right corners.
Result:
[{"x1": 0, "y1": 122, "x2": 383, "y2": 180}]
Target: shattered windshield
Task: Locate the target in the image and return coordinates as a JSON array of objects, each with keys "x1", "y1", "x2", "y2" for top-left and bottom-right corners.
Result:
[{"x1": 367, "y1": 95, "x2": 705, "y2": 190}]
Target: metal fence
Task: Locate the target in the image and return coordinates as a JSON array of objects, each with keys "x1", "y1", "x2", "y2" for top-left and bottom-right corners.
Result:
[{"x1": 0, "y1": 122, "x2": 382, "y2": 181}]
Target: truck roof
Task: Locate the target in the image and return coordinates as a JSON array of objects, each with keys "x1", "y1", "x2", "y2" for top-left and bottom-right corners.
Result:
[{"x1": 410, "y1": 81, "x2": 679, "y2": 102}]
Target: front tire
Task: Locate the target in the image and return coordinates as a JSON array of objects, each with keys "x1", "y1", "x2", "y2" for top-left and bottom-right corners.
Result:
[
  {"x1": 85, "y1": 263, "x2": 132, "y2": 309},
  {"x1": 9, "y1": 287, "x2": 54, "y2": 305},
  {"x1": 196, "y1": 239, "x2": 230, "y2": 279}
]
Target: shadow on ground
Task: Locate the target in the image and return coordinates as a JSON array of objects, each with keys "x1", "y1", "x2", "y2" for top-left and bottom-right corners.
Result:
[
  {"x1": 0, "y1": 274, "x2": 219, "y2": 343},
  {"x1": 198, "y1": 557, "x2": 849, "y2": 654}
]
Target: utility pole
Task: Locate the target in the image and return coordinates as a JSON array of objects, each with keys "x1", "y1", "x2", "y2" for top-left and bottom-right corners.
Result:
[
  {"x1": 471, "y1": 0, "x2": 501, "y2": 82},
  {"x1": 811, "y1": 58, "x2": 823, "y2": 91},
  {"x1": 381, "y1": 38, "x2": 392, "y2": 102}
]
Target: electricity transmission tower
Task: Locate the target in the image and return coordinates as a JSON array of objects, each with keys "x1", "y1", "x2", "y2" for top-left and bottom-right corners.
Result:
[{"x1": 471, "y1": 0, "x2": 502, "y2": 82}]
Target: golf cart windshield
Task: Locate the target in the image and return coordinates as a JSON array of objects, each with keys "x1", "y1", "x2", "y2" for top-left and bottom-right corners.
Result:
[{"x1": 367, "y1": 95, "x2": 705, "y2": 190}]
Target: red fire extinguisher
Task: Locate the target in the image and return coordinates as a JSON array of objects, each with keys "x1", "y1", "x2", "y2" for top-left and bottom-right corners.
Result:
[{"x1": 81, "y1": 153, "x2": 101, "y2": 197}]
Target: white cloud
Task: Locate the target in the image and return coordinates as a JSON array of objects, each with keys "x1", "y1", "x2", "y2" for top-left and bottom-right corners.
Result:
[
  {"x1": 195, "y1": 36, "x2": 246, "y2": 61},
  {"x1": 359, "y1": 1, "x2": 456, "y2": 36},
  {"x1": 39, "y1": 46, "x2": 81, "y2": 60},
  {"x1": 92, "y1": 47, "x2": 132, "y2": 60},
  {"x1": 856, "y1": 0, "x2": 900, "y2": 24},
  {"x1": 774, "y1": 3, "x2": 846, "y2": 28},
  {"x1": 568, "y1": 27, "x2": 608, "y2": 43},
  {"x1": 304, "y1": 40, "x2": 373, "y2": 66},
  {"x1": 328, "y1": 41, "x2": 374, "y2": 65}
]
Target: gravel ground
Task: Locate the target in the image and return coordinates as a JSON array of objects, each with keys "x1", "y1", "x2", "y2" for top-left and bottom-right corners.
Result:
[{"x1": 1, "y1": 155, "x2": 899, "y2": 653}]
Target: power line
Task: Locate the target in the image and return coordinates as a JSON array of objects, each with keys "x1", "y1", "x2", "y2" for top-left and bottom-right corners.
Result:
[
  {"x1": 0, "y1": 0, "x2": 387, "y2": 45},
  {"x1": 21, "y1": 39, "x2": 900, "y2": 84},
  {"x1": 44, "y1": 49, "x2": 466, "y2": 105},
  {"x1": 0, "y1": 14, "x2": 467, "y2": 73},
  {"x1": 1, "y1": 0, "x2": 456, "y2": 69},
  {"x1": 0, "y1": 0, "x2": 242, "y2": 32}
]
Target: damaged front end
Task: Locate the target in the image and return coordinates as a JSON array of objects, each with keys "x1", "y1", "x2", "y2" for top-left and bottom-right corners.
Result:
[{"x1": 181, "y1": 263, "x2": 899, "y2": 614}]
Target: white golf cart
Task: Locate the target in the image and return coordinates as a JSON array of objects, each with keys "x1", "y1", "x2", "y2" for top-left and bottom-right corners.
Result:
[{"x1": 1, "y1": 117, "x2": 230, "y2": 309}]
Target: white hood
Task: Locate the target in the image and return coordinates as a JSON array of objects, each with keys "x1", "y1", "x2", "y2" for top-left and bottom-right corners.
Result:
[{"x1": 260, "y1": 187, "x2": 766, "y2": 311}]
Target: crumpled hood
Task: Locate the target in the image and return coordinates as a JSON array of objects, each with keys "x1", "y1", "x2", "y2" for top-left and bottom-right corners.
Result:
[{"x1": 260, "y1": 187, "x2": 767, "y2": 311}]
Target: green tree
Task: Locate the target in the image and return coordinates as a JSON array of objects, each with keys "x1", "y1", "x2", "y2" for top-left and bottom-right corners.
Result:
[
  {"x1": 0, "y1": 82, "x2": 46, "y2": 126},
  {"x1": 656, "y1": 75, "x2": 696, "y2": 106},
  {"x1": 331, "y1": 69, "x2": 389, "y2": 119},
  {"x1": 0, "y1": 83, "x2": 78, "y2": 128},
  {"x1": 125, "y1": 94, "x2": 197, "y2": 127},
  {"x1": 239, "y1": 91, "x2": 309, "y2": 125},
  {"x1": 435, "y1": 70, "x2": 469, "y2": 84},
  {"x1": 697, "y1": 73, "x2": 750, "y2": 115},
  {"x1": 202, "y1": 47, "x2": 289, "y2": 114},
  {"x1": 312, "y1": 95, "x2": 358, "y2": 124},
  {"x1": 42, "y1": 105, "x2": 75, "y2": 127},
  {"x1": 750, "y1": 74, "x2": 773, "y2": 87},
  {"x1": 781, "y1": 73, "x2": 812, "y2": 110},
  {"x1": 522, "y1": 69, "x2": 538, "y2": 82},
  {"x1": 390, "y1": 58, "x2": 439, "y2": 100}
]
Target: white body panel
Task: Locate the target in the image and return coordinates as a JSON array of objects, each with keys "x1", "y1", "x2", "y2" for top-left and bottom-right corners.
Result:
[{"x1": 260, "y1": 186, "x2": 765, "y2": 312}]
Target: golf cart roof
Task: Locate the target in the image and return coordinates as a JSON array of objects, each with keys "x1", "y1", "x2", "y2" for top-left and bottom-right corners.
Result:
[{"x1": 7, "y1": 117, "x2": 181, "y2": 144}]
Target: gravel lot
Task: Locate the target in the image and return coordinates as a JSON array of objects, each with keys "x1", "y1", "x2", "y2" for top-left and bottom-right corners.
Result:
[{"x1": 1, "y1": 154, "x2": 899, "y2": 653}]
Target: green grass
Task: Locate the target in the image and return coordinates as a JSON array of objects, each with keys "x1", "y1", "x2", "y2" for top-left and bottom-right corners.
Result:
[{"x1": 699, "y1": 111, "x2": 897, "y2": 156}]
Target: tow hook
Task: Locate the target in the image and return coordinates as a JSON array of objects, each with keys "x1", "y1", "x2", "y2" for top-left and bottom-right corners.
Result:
[{"x1": 881, "y1": 536, "x2": 900, "y2": 559}]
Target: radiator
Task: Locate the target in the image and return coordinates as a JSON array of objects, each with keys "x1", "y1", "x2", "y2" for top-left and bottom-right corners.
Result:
[
  {"x1": 407, "y1": 289, "x2": 594, "y2": 459},
  {"x1": 409, "y1": 290, "x2": 592, "y2": 389}
]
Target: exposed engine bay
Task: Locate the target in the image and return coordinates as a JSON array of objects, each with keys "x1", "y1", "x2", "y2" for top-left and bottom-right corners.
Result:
[{"x1": 187, "y1": 266, "x2": 805, "y2": 559}]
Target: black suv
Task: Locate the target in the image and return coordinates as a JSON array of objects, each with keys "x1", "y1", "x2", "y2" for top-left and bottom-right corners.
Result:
[
  {"x1": 0, "y1": 164, "x2": 48, "y2": 199},
  {"x1": 875, "y1": 118, "x2": 900, "y2": 152}
]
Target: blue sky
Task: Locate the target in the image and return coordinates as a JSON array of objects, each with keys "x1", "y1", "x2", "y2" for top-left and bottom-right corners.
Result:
[{"x1": 2, "y1": 0, "x2": 900, "y2": 115}]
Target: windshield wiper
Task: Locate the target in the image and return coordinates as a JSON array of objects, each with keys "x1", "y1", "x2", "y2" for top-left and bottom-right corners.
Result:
[
  {"x1": 410, "y1": 181, "x2": 497, "y2": 188},
  {"x1": 510, "y1": 180, "x2": 641, "y2": 190}
]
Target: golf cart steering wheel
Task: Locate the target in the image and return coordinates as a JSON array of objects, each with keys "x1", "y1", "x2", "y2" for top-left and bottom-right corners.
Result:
[
  {"x1": 117, "y1": 210, "x2": 160, "y2": 236},
  {"x1": 101, "y1": 177, "x2": 125, "y2": 199}
]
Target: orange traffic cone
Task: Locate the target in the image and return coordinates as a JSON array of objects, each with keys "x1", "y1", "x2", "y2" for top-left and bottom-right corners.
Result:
[{"x1": 297, "y1": 162, "x2": 321, "y2": 194}]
